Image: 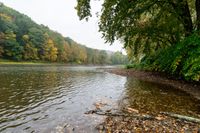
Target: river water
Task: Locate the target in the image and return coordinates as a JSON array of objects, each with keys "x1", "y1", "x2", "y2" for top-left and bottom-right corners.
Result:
[{"x1": 0, "y1": 65, "x2": 199, "y2": 132}]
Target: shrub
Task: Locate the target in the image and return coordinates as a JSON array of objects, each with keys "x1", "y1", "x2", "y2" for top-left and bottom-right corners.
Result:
[{"x1": 142, "y1": 33, "x2": 200, "y2": 81}]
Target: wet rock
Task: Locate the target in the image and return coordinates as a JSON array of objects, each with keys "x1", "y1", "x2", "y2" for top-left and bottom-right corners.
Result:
[
  {"x1": 155, "y1": 115, "x2": 166, "y2": 121},
  {"x1": 96, "y1": 124, "x2": 105, "y2": 132},
  {"x1": 85, "y1": 110, "x2": 97, "y2": 114},
  {"x1": 124, "y1": 117, "x2": 131, "y2": 122},
  {"x1": 55, "y1": 123, "x2": 75, "y2": 133},
  {"x1": 94, "y1": 102, "x2": 107, "y2": 109},
  {"x1": 127, "y1": 107, "x2": 139, "y2": 113},
  {"x1": 55, "y1": 125, "x2": 64, "y2": 133},
  {"x1": 98, "y1": 125, "x2": 104, "y2": 130},
  {"x1": 96, "y1": 113, "x2": 200, "y2": 132}
]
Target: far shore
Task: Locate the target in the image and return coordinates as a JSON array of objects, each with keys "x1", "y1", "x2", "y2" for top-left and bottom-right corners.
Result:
[
  {"x1": 0, "y1": 60, "x2": 124, "y2": 67},
  {"x1": 0, "y1": 59, "x2": 61, "y2": 65},
  {"x1": 0, "y1": 61, "x2": 69, "y2": 66}
]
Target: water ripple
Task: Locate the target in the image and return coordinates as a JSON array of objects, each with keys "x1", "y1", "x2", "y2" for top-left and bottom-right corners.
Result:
[{"x1": 0, "y1": 66, "x2": 199, "y2": 132}]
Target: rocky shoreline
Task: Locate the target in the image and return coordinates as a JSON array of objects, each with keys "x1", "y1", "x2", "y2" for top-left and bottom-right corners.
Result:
[
  {"x1": 91, "y1": 68, "x2": 200, "y2": 132},
  {"x1": 86, "y1": 105, "x2": 200, "y2": 132},
  {"x1": 96, "y1": 114, "x2": 200, "y2": 132}
]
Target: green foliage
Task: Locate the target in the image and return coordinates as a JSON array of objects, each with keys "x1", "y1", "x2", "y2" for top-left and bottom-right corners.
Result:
[
  {"x1": 126, "y1": 64, "x2": 136, "y2": 69},
  {"x1": 1, "y1": 31, "x2": 23, "y2": 61},
  {"x1": 23, "y1": 44, "x2": 38, "y2": 60},
  {"x1": 111, "y1": 51, "x2": 128, "y2": 65},
  {"x1": 99, "y1": 51, "x2": 108, "y2": 64},
  {"x1": 142, "y1": 33, "x2": 200, "y2": 81},
  {"x1": 75, "y1": 0, "x2": 91, "y2": 21},
  {"x1": 27, "y1": 28, "x2": 46, "y2": 49},
  {"x1": 76, "y1": 0, "x2": 200, "y2": 82},
  {"x1": 0, "y1": 4, "x2": 128, "y2": 64},
  {"x1": 40, "y1": 38, "x2": 58, "y2": 61},
  {"x1": 77, "y1": 0, "x2": 198, "y2": 58}
]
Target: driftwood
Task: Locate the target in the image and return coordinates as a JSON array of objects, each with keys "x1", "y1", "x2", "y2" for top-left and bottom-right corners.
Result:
[
  {"x1": 161, "y1": 112, "x2": 200, "y2": 124},
  {"x1": 85, "y1": 109, "x2": 155, "y2": 120},
  {"x1": 86, "y1": 109, "x2": 200, "y2": 124}
]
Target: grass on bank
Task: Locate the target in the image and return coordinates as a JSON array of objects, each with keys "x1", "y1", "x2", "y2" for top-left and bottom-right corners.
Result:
[
  {"x1": 0, "y1": 59, "x2": 63, "y2": 65},
  {"x1": 0, "y1": 59, "x2": 126, "y2": 67}
]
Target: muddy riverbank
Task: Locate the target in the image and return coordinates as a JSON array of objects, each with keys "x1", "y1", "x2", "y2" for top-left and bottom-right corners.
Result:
[
  {"x1": 106, "y1": 68, "x2": 200, "y2": 100},
  {"x1": 92, "y1": 68, "x2": 200, "y2": 132}
]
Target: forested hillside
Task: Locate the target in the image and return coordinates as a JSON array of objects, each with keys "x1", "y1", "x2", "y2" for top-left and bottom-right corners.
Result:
[{"x1": 0, "y1": 3, "x2": 128, "y2": 64}]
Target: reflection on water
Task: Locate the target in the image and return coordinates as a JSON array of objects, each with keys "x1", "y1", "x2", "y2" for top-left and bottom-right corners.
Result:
[
  {"x1": 0, "y1": 66, "x2": 199, "y2": 132},
  {"x1": 0, "y1": 66, "x2": 126, "y2": 132},
  {"x1": 121, "y1": 77, "x2": 200, "y2": 117}
]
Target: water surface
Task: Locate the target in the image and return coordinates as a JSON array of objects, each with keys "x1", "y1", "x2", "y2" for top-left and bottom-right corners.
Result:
[{"x1": 0, "y1": 65, "x2": 199, "y2": 132}]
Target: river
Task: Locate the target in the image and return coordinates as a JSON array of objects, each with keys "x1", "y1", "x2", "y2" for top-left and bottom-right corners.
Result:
[{"x1": 0, "y1": 65, "x2": 199, "y2": 132}]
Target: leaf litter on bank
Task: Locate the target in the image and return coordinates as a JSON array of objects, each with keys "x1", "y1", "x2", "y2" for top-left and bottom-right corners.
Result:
[
  {"x1": 85, "y1": 101, "x2": 200, "y2": 132},
  {"x1": 96, "y1": 113, "x2": 200, "y2": 133},
  {"x1": 86, "y1": 108, "x2": 200, "y2": 132}
]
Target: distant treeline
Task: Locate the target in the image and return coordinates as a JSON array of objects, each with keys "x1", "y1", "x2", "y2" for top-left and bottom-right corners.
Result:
[{"x1": 0, "y1": 3, "x2": 128, "y2": 64}]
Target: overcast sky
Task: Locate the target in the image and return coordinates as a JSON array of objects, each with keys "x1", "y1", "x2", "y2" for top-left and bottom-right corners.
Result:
[{"x1": 0, "y1": 0, "x2": 125, "y2": 53}]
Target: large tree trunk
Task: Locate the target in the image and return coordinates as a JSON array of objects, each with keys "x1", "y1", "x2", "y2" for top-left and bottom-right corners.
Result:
[
  {"x1": 171, "y1": 0, "x2": 193, "y2": 36},
  {"x1": 196, "y1": 0, "x2": 200, "y2": 30},
  {"x1": 178, "y1": 1, "x2": 193, "y2": 36}
]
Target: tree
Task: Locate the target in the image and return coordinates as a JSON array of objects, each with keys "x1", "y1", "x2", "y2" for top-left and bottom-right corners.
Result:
[
  {"x1": 76, "y1": 0, "x2": 200, "y2": 58},
  {"x1": 99, "y1": 50, "x2": 108, "y2": 64},
  {"x1": 23, "y1": 43, "x2": 38, "y2": 60},
  {"x1": 28, "y1": 28, "x2": 46, "y2": 49},
  {"x1": 1, "y1": 31, "x2": 23, "y2": 60},
  {"x1": 0, "y1": 13, "x2": 17, "y2": 33},
  {"x1": 0, "y1": 46, "x2": 4, "y2": 57},
  {"x1": 57, "y1": 42, "x2": 71, "y2": 62},
  {"x1": 0, "y1": 3, "x2": 128, "y2": 64},
  {"x1": 86, "y1": 48, "x2": 96, "y2": 64},
  {"x1": 111, "y1": 51, "x2": 128, "y2": 64},
  {"x1": 196, "y1": 0, "x2": 200, "y2": 30},
  {"x1": 78, "y1": 46, "x2": 87, "y2": 63},
  {"x1": 22, "y1": 35, "x2": 38, "y2": 60},
  {"x1": 92, "y1": 50, "x2": 100, "y2": 64},
  {"x1": 41, "y1": 38, "x2": 58, "y2": 61}
]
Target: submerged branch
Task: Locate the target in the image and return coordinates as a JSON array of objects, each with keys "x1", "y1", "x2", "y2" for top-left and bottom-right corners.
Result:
[
  {"x1": 85, "y1": 109, "x2": 200, "y2": 124},
  {"x1": 161, "y1": 112, "x2": 200, "y2": 124},
  {"x1": 85, "y1": 109, "x2": 155, "y2": 120}
]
